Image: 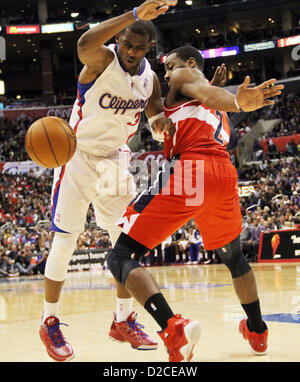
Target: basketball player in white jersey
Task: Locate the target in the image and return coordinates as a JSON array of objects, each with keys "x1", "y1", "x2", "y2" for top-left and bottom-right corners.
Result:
[{"x1": 39, "y1": 0, "x2": 178, "y2": 362}]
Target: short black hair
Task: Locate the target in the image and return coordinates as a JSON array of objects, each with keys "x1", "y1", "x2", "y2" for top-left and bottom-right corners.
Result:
[
  {"x1": 168, "y1": 46, "x2": 204, "y2": 71},
  {"x1": 122, "y1": 21, "x2": 155, "y2": 42}
]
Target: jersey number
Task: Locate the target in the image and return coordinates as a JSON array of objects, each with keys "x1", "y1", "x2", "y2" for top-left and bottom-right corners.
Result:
[
  {"x1": 127, "y1": 112, "x2": 141, "y2": 127},
  {"x1": 213, "y1": 110, "x2": 224, "y2": 145}
]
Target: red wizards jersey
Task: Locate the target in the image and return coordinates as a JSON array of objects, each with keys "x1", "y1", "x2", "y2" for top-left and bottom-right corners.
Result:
[{"x1": 163, "y1": 99, "x2": 232, "y2": 160}]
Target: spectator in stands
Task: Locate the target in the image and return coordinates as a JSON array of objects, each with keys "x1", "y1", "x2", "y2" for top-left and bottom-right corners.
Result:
[
  {"x1": 0, "y1": 245, "x2": 19, "y2": 276},
  {"x1": 97, "y1": 232, "x2": 112, "y2": 250},
  {"x1": 15, "y1": 248, "x2": 36, "y2": 275},
  {"x1": 171, "y1": 228, "x2": 189, "y2": 264},
  {"x1": 76, "y1": 239, "x2": 86, "y2": 250},
  {"x1": 149, "y1": 244, "x2": 163, "y2": 267},
  {"x1": 240, "y1": 220, "x2": 255, "y2": 261},
  {"x1": 162, "y1": 236, "x2": 175, "y2": 265},
  {"x1": 267, "y1": 138, "x2": 278, "y2": 159},
  {"x1": 187, "y1": 226, "x2": 202, "y2": 264},
  {"x1": 34, "y1": 250, "x2": 49, "y2": 275},
  {"x1": 252, "y1": 139, "x2": 264, "y2": 161},
  {"x1": 285, "y1": 140, "x2": 298, "y2": 157}
]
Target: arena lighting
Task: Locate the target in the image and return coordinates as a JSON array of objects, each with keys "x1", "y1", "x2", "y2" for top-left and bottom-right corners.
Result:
[
  {"x1": 277, "y1": 34, "x2": 300, "y2": 48},
  {"x1": 71, "y1": 12, "x2": 79, "y2": 18},
  {"x1": 6, "y1": 25, "x2": 40, "y2": 34},
  {"x1": 0, "y1": 80, "x2": 5, "y2": 95},
  {"x1": 185, "y1": 0, "x2": 193, "y2": 5},
  {"x1": 41, "y1": 23, "x2": 74, "y2": 34}
]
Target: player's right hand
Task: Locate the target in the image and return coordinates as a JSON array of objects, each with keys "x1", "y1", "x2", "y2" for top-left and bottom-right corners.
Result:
[
  {"x1": 136, "y1": 0, "x2": 178, "y2": 21},
  {"x1": 152, "y1": 116, "x2": 175, "y2": 139},
  {"x1": 236, "y1": 76, "x2": 284, "y2": 112}
]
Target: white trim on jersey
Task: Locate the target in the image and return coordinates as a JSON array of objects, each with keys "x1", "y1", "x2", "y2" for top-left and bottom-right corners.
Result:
[{"x1": 169, "y1": 103, "x2": 230, "y2": 144}]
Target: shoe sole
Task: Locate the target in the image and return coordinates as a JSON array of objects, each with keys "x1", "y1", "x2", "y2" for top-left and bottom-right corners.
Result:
[
  {"x1": 47, "y1": 351, "x2": 75, "y2": 362},
  {"x1": 108, "y1": 335, "x2": 158, "y2": 350},
  {"x1": 180, "y1": 321, "x2": 201, "y2": 361}
]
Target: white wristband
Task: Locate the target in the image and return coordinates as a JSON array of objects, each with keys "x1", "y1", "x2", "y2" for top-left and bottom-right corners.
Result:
[
  {"x1": 234, "y1": 96, "x2": 242, "y2": 112},
  {"x1": 148, "y1": 112, "x2": 165, "y2": 142}
]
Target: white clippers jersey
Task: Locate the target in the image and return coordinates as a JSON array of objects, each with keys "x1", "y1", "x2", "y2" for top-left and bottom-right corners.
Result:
[{"x1": 69, "y1": 44, "x2": 154, "y2": 156}]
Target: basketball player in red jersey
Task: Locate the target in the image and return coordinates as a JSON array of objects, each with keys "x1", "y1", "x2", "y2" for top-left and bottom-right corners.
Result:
[{"x1": 107, "y1": 45, "x2": 284, "y2": 361}]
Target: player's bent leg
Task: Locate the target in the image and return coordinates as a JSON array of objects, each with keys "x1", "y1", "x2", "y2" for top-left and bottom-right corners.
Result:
[
  {"x1": 216, "y1": 235, "x2": 268, "y2": 355},
  {"x1": 40, "y1": 232, "x2": 78, "y2": 362},
  {"x1": 107, "y1": 233, "x2": 201, "y2": 361}
]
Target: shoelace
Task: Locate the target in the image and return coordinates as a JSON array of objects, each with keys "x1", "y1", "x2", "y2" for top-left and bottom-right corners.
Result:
[
  {"x1": 127, "y1": 319, "x2": 147, "y2": 338},
  {"x1": 47, "y1": 322, "x2": 68, "y2": 348}
]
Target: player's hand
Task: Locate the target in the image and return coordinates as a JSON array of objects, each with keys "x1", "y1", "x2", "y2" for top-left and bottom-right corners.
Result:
[
  {"x1": 211, "y1": 63, "x2": 227, "y2": 87},
  {"x1": 136, "y1": 0, "x2": 178, "y2": 21},
  {"x1": 236, "y1": 76, "x2": 284, "y2": 112},
  {"x1": 152, "y1": 117, "x2": 175, "y2": 139}
]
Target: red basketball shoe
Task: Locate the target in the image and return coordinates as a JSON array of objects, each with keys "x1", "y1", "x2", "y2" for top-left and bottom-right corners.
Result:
[
  {"x1": 239, "y1": 319, "x2": 268, "y2": 355},
  {"x1": 158, "y1": 314, "x2": 201, "y2": 362},
  {"x1": 108, "y1": 312, "x2": 158, "y2": 350},
  {"x1": 39, "y1": 316, "x2": 74, "y2": 362}
]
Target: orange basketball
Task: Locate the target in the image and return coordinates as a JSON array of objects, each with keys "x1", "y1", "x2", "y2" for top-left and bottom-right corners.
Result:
[{"x1": 25, "y1": 116, "x2": 77, "y2": 168}]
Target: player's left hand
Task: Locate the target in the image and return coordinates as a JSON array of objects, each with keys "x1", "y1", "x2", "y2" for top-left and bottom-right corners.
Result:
[
  {"x1": 152, "y1": 117, "x2": 175, "y2": 139},
  {"x1": 236, "y1": 76, "x2": 284, "y2": 112},
  {"x1": 211, "y1": 63, "x2": 227, "y2": 87},
  {"x1": 137, "y1": 0, "x2": 178, "y2": 21}
]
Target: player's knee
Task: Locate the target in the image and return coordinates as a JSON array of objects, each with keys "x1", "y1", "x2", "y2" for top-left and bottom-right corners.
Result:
[
  {"x1": 107, "y1": 233, "x2": 148, "y2": 285},
  {"x1": 45, "y1": 232, "x2": 78, "y2": 281},
  {"x1": 216, "y1": 236, "x2": 251, "y2": 278},
  {"x1": 107, "y1": 245, "x2": 140, "y2": 285}
]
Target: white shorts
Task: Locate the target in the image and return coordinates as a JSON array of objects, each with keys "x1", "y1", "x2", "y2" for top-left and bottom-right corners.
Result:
[{"x1": 50, "y1": 146, "x2": 136, "y2": 240}]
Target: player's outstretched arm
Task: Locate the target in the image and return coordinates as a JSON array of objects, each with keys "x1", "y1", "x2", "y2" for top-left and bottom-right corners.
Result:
[{"x1": 167, "y1": 68, "x2": 284, "y2": 113}]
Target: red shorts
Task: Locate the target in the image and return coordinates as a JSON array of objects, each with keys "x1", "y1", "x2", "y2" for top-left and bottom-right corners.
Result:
[{"x1": 119, "y1": 154, "x2": 242, "y2": 250}]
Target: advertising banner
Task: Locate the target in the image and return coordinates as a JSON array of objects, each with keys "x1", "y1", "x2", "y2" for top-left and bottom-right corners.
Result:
[
  {"x1": 0, "y1": 160, "x2": 47, "y2": 175},
  {"x1": 0, "y1": 105, "x2": 73, "y2": 122},
  {"x1": 68, "y1": 249, "x2": 108, "y2": 272},
  {"x1": 41, "y1": 23, "x2": 74, "y2": 33},
  {"x1": 244, "y1": 41, "x2": 276, "y2": 52},
  {"x1": 6, "y1": 25, "x2": 40, "y2": 34},
  {"x1": 201, "y1": 46, "x2": 239, "y2": 59},
  {"x1": 277, "y1": 35, "x2": 300, "y2": 48},
  {"x1": 260, "y1": 134, "x2": 300, "y2": 153},
  {"x1": 258, "y1": 229, "x2": 300, "y2": 262}
]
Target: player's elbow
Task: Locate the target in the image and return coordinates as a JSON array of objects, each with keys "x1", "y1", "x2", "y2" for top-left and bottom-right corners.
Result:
[{"x1": 77, "y1": 33, "x2": 89, "y2": 49}]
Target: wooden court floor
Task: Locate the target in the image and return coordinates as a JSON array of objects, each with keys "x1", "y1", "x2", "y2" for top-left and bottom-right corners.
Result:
[{"x1": 0, "y1": 262, "x2": 299, "y2": 363}]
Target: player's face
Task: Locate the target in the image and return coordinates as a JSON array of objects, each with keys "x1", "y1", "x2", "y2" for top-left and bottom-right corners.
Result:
[
  {"x1": 116, "y1": 30, "x2": 151, "y2": 75},
  {"x1": 164, "y1": 53, "x2": 186, "y2": 86}
]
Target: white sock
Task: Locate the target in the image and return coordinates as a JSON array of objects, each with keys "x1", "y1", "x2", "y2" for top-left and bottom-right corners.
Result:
[
  {"x1": 42, "y1": 300, "x2": 59, "y2": 323},
  {"x1": 115, "y1": 297, "x2": 133, "y2": 322}
]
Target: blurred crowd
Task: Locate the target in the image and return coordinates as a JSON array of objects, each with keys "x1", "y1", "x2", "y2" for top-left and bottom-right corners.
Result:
[
  {"x1": 238, "y1": 156, "x2": 300, "y2": 260},
  {"x1": 0, "y1": 154, "x2": 299, "y2": 278},
  {"x1": 262, "y1": 93, "x2": 300, "y2": 139},
  {"x1": 0, "y1": 116, "x2": 31, "y2": 161}
]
